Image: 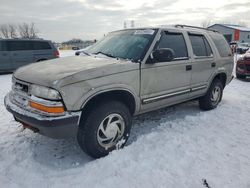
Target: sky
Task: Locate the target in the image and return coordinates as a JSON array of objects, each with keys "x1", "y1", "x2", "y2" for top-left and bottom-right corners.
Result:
[{"x1": 0, "y1": 0, "x2": 250, "y2": 42}]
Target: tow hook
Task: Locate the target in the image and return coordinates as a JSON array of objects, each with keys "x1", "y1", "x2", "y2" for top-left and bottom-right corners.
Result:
[{"x1": 22, "y1": 123, "x2": 39, "y2": 133}]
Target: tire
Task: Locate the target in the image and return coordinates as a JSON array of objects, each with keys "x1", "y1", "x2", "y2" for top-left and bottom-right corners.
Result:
[
  {"x1": 77, "y1": 100, "x2": 132, "y2": 158},
  {"x1": 199, "y1": 79, "x2": 223, "y2": 111},
  {"x1": 36, "y1": 59, "x2": 47, "y2": 62},
  {"x1": 236, "y1": 73, "x2": 246, "y2": 79}
]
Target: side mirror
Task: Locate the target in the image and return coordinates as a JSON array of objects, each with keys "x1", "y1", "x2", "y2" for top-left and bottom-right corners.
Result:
[{"x1": 152, "y1": 48, "x2": 175, "y2": 62}]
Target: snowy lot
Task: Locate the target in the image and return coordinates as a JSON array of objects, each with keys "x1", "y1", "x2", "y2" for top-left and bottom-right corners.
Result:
[
  {"x1": 0, "y1": 52, "x2": 250, "y2": 188},
  {"x1": 59, "y1": 50, "x2": 76, "y2": 58}
]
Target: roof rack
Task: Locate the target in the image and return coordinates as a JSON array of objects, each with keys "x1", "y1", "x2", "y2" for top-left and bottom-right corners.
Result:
[{"x1": 175, "y1": 24, "x2": 218, "y2": 32}]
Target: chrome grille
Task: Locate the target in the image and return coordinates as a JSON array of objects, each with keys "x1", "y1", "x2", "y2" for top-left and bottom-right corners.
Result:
[
  {"x1": 12, "y1": 79, "x2": 30, "y2": 95},
  {"x1": 15, "y1": 82, "x2": 28, "y2": 93}
]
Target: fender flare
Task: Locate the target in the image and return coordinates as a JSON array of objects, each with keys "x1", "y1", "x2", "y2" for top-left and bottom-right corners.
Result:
[{"x1": 74, "y1": 84, "x2": 140, "y2": 114}]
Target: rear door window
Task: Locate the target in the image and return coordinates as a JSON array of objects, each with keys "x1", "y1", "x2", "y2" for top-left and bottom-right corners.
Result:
[
  {"x1": 157, "y1": 31, "x2": 188, "y2": 60},
  {"x1": 0, "y1": 41, "x2": 7, "y2": 51},
  {"x1": 33, "y1": 41, "x2": 52, "y2": 50},
  {"x1": 189, "y1": 34, "x2": 213, "y2": 57},
  {"x1": 0, "y1": 41, "x2": 3, "y2": 51},
  {"x1": 7, "y1": 41, "x2": 33, "y2": 51}
]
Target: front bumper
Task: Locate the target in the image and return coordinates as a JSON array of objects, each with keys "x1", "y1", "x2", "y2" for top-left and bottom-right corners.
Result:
[{"x1": 4, "y1": 92, "x2": 81, "y2": 139}]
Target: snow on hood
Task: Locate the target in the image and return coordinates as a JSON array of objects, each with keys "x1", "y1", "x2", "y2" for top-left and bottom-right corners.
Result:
[{"x1": 14, "y1": 56, "x2": 134, "y2": 88}]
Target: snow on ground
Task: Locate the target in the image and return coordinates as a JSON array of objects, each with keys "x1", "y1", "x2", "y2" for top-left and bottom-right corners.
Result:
[
  {"x1": 59, "y1": 50, "x2": 76, "y2": 57},
  {"x1": 0, "y1": 52, "x2": 250, "y2": 187}
]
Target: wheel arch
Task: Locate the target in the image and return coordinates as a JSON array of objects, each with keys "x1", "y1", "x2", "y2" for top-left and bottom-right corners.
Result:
[
  {"x1": 80, "y1": 89, "x2": 139, "y2": 121},
  {"x1": 211, "y1": 72, "x2": 227, "y2": 88}
]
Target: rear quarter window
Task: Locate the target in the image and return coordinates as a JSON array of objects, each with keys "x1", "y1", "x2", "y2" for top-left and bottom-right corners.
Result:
[
  {"x1": 209, "y1": 33, "x2": 231, "y2": 57},
  {"x1": 33, "y1": 41, "x2": 52, "y2": 50}
]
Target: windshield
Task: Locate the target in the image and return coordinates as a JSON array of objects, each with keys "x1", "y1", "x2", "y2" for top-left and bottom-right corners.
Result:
[{"x1": 86, "y1": 29, "x2": 157, "y2": 62}]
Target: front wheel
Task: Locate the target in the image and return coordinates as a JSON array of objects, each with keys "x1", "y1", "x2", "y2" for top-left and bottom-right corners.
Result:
[
  {"x1": 199, "y1": 79, "x2": 223, "y2": 111},
  {"x1": 77, "y1": 100, "x2": 132, "y2": 158}
]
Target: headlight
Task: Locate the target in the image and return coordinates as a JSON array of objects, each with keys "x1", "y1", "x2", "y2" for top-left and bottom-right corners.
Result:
[{"x1": 30, "y1": 85, "x2": 61, "y2": 100}]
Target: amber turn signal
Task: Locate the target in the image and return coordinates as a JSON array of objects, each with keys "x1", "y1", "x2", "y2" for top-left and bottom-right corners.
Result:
[{"x1": 29, "y1": 101, "x2": 65, "y2": 114}]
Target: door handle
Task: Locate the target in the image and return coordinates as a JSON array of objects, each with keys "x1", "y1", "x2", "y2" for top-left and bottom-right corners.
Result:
[
  {"x1": 211, "y1": 62, "x2": 216, "y2": 67},
  {"x1": 186, "y1": 65, "x2": 192, "y2": 71}
]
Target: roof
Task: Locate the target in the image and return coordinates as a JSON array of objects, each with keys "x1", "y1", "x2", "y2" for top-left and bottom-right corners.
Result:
[
  {"x1": 0, "y1": 38, "x2": 50, "y2": 42},
  {"x1": 209, "y1": 24, "x2": 250, "y2": 32},
  {"x1": 116, "y1": 25, "x2": 219, "y2": 34}
]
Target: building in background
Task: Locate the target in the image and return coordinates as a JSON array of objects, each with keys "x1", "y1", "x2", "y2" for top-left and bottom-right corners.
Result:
[
  {"x1": 208, "y1": 24, "x2": 250, "y2": 43},
  {"x1": 57, "y1": 39, "x2": 96, "y2": 50}
]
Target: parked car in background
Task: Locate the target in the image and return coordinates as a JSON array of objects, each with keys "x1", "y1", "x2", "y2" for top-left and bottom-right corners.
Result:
[
  {"x1": 229, "y1": 41, "x2": 249, "y2": 54},
  {"x1": 0, "y1": 39, "x2": 59, "y2": 73},
  {"x1": 236, "y1": 49, "x2": 250, "y2": 79},
  {"x1": 236, "y1": 43, "x2": 249, "y2": 54},
  {"x1": 72, "y1": 46, "x2": 80, "y2": 50},
  {"x1": 5, "y1": 25, "x2": 233, "y2": 158}
]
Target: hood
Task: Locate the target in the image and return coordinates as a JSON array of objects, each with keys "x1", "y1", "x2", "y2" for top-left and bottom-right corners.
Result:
[{"x1": 14, "y1": 56, "x2": 137, "y2": 88}]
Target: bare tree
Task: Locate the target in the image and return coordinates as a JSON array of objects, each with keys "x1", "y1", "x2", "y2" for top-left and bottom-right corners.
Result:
[
  {"x1": 0, "y1": 24, "x2": 9, "y2": 38},
  {"x1": 0, "y1": 22, "x2": 39, "y2": 39},
  {"x1": 19, "y1": 22, "x2": 38, "y2": 39},
  {"x1": 29, "y1": 23, "x2": 38, "y2": 38},
  {"x1": 19, "y1": 23, "x2": 30, "y2": 38},
  {"x1": 201, "y1": 19, "x2": 212, "y2": 28},
  {"x1": 9, "y1": 24, "x2": 18, "y2": 38}
]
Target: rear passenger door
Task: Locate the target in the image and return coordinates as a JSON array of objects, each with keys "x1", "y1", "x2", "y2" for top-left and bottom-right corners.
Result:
[
  {"x1": 0, "y1": 41, "x2": 13, "y2": 72},
  {"x1": 140, "y1": 30, "x2": 192, "y2": 112},
  {"x1": 188, "y1": 33, "x2": 215, "y2": 96},
  {"x1": 8, "y1": 41, "x2": 34, "y2": 69}
]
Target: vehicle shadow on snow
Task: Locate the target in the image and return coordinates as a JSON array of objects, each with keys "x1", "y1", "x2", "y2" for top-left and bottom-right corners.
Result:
[
  {"x1": 129, "y1": 100, "x2": 201, "y2": 144},
  {"x1": 29, "y1": 100, "x2": 201, "y2": 170}
]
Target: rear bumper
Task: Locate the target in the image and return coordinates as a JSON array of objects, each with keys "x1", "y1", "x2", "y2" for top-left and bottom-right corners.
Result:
[{"x1": 4, "y1": 92, "x2": 81, "y2": 139}]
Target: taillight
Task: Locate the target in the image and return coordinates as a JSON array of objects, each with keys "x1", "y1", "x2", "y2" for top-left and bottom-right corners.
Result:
[{"x1": 54, "y1": 50, "x2": 60, "y2": 58}]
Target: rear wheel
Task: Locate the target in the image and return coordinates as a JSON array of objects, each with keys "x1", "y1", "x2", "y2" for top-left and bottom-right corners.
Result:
[
  {"x1": 77, "y1": 100, "x2": 132, "y2": 158},
  {"x1": 36, "y1": 59, "x2": 47, "y2": 62},
  {"x1": 199, "y1": 79, "x2": 223, "y2": 110}
]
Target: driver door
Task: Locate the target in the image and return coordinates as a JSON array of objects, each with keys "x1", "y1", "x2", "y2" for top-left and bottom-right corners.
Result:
[{"x1": 140, "y1": 30, "x2": 192, "y2": 113}]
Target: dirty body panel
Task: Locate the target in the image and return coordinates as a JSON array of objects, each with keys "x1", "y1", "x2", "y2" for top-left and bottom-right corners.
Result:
[{"x1": 5, "y1": 26, "x2": 234, "y2": 140}]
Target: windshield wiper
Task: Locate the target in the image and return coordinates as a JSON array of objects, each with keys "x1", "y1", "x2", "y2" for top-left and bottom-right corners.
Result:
[
  {"x1": 94, "y1": 51, "x2": 117, "y2": 59},
  {"x1": 81, "y1": 51, "x2": 90, "y2": 56},
  {"x1": 75, "y1": 50, "x2": 90, "y2": 56}
]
